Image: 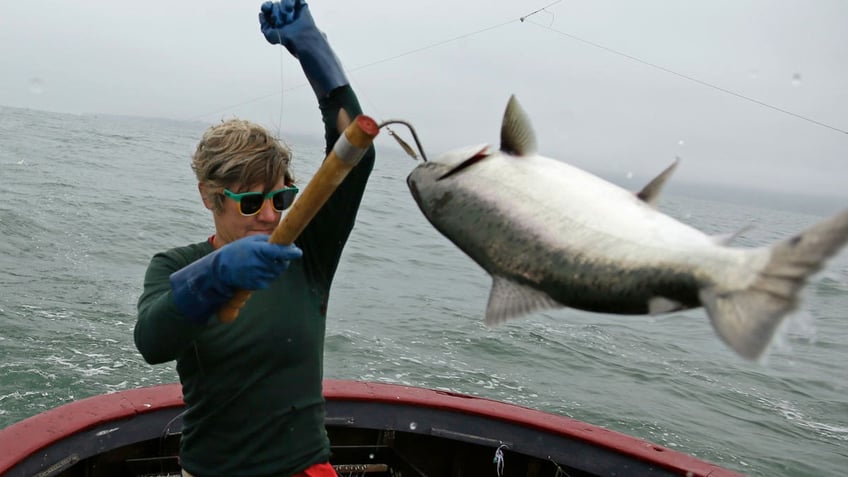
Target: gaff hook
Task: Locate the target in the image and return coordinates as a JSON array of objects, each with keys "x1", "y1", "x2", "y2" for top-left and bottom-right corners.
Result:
[{"x1": 378, "y1": 120, "x2": 428, "y2": 162}]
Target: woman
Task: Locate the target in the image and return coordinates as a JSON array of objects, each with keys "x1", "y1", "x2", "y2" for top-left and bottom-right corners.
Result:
[{"x1": 135, "y1": 2, "x2": 375, "y2": 475}]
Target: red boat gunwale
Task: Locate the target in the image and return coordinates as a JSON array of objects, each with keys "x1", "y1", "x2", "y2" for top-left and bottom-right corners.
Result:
[
  {"x1": 0, "y1": 383, "x2": 183, "y2": 474},
  {"x1": 0, "y1": 380, "x2": 742, "y2": 477}
]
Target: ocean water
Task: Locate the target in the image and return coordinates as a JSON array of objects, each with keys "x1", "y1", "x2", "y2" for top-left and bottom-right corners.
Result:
[{"x1": 1, "y1": 105, "x2": 847, "y2": 476}]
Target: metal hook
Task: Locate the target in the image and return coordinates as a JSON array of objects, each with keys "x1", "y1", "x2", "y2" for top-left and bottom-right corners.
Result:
[{"x1": 378, "y1": 120, "x2": 428, "y2": 162}]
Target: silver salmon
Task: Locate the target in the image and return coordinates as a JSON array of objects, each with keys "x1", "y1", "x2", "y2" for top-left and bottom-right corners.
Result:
[{"x1": 407, "y1": 95, "x2": 848, "y2": 360}]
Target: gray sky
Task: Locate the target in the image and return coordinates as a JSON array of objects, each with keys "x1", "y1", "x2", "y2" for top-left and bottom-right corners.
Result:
[{"x1": 2, "y1": 1, "x2": 846, "y2": 199}]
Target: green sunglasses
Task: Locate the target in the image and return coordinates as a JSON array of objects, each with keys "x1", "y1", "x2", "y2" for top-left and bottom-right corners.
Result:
[{"x1": 223, "y1": 186, "x2": 299, "y2": 216}]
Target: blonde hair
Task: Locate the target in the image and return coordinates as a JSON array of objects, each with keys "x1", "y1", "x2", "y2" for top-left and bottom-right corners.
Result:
[{"x1": 192, "y1": 119, "x2": 293, "y2": 212}]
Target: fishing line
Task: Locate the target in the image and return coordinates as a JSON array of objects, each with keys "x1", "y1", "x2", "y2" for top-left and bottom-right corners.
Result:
[
  {"x1": 186, "y1": 17, "x2": 523, "y2": 123},
  {"x1": 520, "y1": 0, "x2": 562, "y2": 24},
  {"x1": 189, "y1": 2, "x2": 846, "y2": 138},
  {"x1": 337, "y1": 14, "x2": 522, "y2": 158},
  {"x1": 344, "y1": 3, "x2": 848, "y2": 137},
  {"x1": 520, "y1": 17, "x2": 848, "y2": 136},
  {"x1": 186, "y1": 9, "x2": 522, "y2": 123},
  {"x1": 274, "y1": 29, "x2": 286, "y2": 137},
  {"x1": 346, "y1": 19, "x2": 520, "y2": 73}
]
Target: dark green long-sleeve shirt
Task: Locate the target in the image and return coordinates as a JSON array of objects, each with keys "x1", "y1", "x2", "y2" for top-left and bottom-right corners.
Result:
[{"x1": 135, "y1": 85, "x2": 375, "y2": 477}]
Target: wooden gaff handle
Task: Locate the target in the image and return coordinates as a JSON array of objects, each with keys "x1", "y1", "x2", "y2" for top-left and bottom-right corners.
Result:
[{"x1": 218, "y1": 115, "x2": 380, "y2": 323}]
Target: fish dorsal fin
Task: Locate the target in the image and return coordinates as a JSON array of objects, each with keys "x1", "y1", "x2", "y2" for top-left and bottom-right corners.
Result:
[
  {"x1": 484, "y1": 276, "x2": 562, "y2": 326},
  {"x1": 636, "y1": 157, "x2": 680, "y2": 206},
  {"x1": 500, "y1": 95, "x2": 537, "y2": 156}
]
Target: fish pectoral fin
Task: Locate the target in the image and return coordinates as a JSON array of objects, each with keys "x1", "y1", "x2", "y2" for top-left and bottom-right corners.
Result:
[
  {"x1": 648, "y1": 297, "x2": 685, "y2": 315},
  {"x1": 709, "y1": 224, "x2": 754, "y2": 246},
  {"x1": 636, "y1": 157, "x2": 680, "y2": 206},
  {"x1": 484, "y1": 276, "x2": 562, "y2": 326}
]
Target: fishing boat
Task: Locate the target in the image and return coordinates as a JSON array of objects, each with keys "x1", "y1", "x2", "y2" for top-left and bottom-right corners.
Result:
[{"x1": 0, "y1": 379, "x2": 742, "y2": 477}]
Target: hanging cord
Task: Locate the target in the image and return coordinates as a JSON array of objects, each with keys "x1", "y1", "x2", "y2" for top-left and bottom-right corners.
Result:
[
  {"x1": 549, "y1": 457, "x2": 571, "y2": 477},
  {"x1": 157, "y1": 408, "x2": 188, "y2": 473},
  {"x1": 493, "y1": 444, "x2": 508, "y2": 477}
]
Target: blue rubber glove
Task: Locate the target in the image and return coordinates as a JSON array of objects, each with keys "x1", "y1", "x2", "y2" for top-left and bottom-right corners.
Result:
[
  {"x1": 259, "y1": 0, "x2": 348, "y2": 98},
  {"x1": 169, "y1": 235, "x2": 303, "y2": 324}
]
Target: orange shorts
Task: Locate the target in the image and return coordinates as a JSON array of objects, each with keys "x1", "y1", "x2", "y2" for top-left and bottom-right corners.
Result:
[{"x1": 293, "y1": 462, "x2": 338, "y2": 477}]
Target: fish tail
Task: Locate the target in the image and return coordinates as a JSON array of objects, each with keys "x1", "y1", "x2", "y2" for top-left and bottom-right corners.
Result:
[{"x1": 700, "y1": 209, "x2": 848, "y2": 360}]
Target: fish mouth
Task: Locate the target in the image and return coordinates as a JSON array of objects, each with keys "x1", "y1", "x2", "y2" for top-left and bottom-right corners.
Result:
[{"x1": 437, "y1": 146, "x2": 491, "y2": 181}]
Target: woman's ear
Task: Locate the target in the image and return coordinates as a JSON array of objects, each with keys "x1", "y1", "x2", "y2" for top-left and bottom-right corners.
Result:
[{"x1": 198, "y1": 183, "x2": 214, "y2": 210}]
